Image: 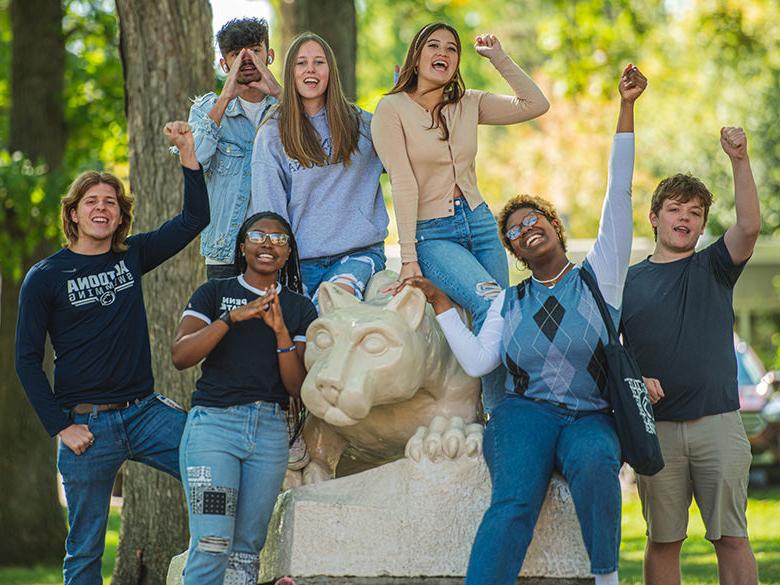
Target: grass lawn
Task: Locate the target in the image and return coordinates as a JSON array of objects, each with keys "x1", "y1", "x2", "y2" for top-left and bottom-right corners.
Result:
[
  {"x1": 619, "y1": 486, "x2": 780, "y2": 584},
  {"x1": 1, "y1": 488, "x2": 778, "y2": 584}
]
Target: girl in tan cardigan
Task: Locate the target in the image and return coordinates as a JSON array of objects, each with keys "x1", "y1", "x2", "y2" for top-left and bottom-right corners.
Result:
[{"x1": 371, "y1": 22, "x2": 549, "y2": 409}]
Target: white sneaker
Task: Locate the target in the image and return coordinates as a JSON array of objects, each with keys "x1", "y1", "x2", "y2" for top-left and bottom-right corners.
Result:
[{"x1": 287, "y1": 434, "x2": 309, "y2": 470}]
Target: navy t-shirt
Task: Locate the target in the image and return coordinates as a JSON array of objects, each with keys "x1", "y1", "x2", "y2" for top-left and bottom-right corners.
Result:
[
  {"x1": 621, "y1": 237, "x2": 746, "y2": 421},
  {"x1": 183, "y1": 276, "x2": 317, "y2": 408},
  {"x1": 15, "y1": 167, "x2": 209, "y2": 436}
]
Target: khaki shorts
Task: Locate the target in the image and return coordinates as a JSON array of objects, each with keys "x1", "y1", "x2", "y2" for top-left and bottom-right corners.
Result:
[{"x1": 637, "y1": 411, "x2": 751, "y2": 542}]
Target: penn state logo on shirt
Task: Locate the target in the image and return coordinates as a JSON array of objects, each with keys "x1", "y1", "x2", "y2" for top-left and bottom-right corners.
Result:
[{"x1": 66, "y1": 260, "x2": 134, "y2": 307}]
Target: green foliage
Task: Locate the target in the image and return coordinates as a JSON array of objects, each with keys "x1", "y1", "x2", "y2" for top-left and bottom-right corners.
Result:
[
  {"x1": 0, "y1": 153, "x2": 66, "y2": 280},
  {"x1": 0, "y1": 0, "x2": 126, "y2": 281},
  {"x1": 350, "y1": 0, "x2": 780, "y2": 240}
]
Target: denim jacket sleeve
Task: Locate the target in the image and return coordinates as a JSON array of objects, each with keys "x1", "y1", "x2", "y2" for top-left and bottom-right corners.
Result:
[{"x1": 189, "y1": 93, "x2": 221, "y2": 174}]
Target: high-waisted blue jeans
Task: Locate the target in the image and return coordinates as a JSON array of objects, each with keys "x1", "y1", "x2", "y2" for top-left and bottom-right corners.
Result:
[
  {"x1": 180, "y1": 401, "x2": 289, "y2": 585},
  {"x1": 415, "y1": 200, "x2": 509, "y2": 411},
  {"x1": 466, "y1": 395, "x2": 622, "y2": 584}
]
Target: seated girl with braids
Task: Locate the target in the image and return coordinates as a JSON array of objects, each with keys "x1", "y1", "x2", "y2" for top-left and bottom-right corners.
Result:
[{"x1": 171, "y1": 211, "x2": 317, "y2": 585}]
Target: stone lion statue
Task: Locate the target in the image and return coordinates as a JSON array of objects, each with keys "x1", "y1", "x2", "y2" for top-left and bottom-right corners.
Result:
[{"x1": 295, "y1": 271, "x2": 483, "y2": 485}]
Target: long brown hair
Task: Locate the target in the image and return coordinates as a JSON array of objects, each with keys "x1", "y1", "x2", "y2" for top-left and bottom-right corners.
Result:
[
  {"x1": 388, "y1": 22, "x2": 466, "y2": 141},
  {"x1": 276, "y1": 32, "x2": 361, "y2": 168},
  {"x1": 61, "y1": 171, "x2": 134, "y2": 253}
]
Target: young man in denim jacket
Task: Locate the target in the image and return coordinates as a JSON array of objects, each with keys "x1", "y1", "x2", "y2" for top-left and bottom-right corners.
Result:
[{"x1": 190, "y1": 18, "x2": 281, "y2": 279}]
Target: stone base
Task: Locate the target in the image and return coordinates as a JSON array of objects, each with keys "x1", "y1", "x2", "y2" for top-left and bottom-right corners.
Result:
[
  {"x1": 259, "y1": 457, "x2": 590, "y2": 581},
  {"x1": 260, "y1": 579, "x2": 592, "y2": 584}
]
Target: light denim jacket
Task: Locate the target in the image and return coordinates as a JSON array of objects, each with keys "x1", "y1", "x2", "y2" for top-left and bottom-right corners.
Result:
[{"x1": 189, "y1": 92, "x2": 276, "y2": 263}]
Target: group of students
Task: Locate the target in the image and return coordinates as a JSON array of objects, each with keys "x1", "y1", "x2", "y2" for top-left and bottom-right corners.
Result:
[{"x1": 14, "y1": 15, "x2": 761, "y2": 585}]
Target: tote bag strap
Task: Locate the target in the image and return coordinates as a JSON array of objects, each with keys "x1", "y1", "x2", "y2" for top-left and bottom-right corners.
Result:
[{"x1": 578, "y1": 265, "x2": 620, "y2": 345}]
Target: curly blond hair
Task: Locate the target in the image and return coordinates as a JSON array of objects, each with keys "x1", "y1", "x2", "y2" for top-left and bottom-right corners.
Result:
[{"x1": 497, "y1": 194, "x2": 567, "y2": 268}]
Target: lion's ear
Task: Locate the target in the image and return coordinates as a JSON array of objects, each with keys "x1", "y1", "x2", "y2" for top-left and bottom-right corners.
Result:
[
  {"x1": 318, "y1": 282, "x2": 361, "y2": 314},
  {"x1": 385, "y1": 286, "x2": 426, "y2": 330}
]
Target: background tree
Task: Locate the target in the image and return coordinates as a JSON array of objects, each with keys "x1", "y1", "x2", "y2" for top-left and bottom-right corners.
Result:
[
  {"x1": 111, "y1": 2, "x2": 213, "y2": 583},
  {"x1": 0, "y1": 0, "x2": 67, "y2": 565},
  {"x1": 1, "y1": 0, "x2": 127, "y2": 566},
  {"x1": 274, "y1": 0, "x2": 357, "y2": 100}
]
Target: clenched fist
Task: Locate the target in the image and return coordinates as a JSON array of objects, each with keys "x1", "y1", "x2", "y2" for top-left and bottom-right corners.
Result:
[{"x1": 721, "y1": 126, "x2": 747, "y2": 160}]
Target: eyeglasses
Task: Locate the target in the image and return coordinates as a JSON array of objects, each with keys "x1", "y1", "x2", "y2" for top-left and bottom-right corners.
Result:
[
  {"x1": 245, "y1": 230, "x2": 290, "y2": 246},
  {"x1": 505, "y1": 210, "x2": 546, "y2": 242}
]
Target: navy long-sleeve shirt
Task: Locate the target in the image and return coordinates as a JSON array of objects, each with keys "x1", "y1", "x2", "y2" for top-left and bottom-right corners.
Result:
[{"x1": 15, "y1": 166, "x2": 209, "y2": 436}]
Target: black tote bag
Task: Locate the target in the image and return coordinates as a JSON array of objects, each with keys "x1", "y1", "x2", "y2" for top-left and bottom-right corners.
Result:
[{"x1": 579, "y1": 267, "x2": 665, "y2": 476}]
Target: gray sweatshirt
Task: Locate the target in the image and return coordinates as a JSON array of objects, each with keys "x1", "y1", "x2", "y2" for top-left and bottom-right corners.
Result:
[{"x1": 250, "y1": 107, "x2": 389, "y2": 260}]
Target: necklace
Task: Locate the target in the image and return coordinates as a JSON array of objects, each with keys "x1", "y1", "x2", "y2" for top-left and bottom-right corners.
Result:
[{"x1": 531, "y1": 261, "x2": 572, "y2": 287}]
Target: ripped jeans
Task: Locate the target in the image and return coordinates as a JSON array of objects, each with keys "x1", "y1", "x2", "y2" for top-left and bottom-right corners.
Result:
[
  {"x1": 180, "y1": 402, "x2": 288, "y2": 585},
  {"x1": 300, "y1": 242, "x2": 386, "y2": 306},
  {"x1": 416, "y1": 200, "x2": 509, "y2": 411}
]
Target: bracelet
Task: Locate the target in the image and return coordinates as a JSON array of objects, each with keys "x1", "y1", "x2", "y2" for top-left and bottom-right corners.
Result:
[
  {"x1": 218, "y1": 310, "x2": 232, "y2": 328},
  {"x1": 276, "y1": 344, "x2": 297, "y2": 354}
]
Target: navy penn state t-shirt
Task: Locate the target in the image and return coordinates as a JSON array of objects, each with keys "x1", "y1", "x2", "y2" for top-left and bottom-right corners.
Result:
[{"x1": 183, "y1": 275, "x2": 317, "y2": 409}]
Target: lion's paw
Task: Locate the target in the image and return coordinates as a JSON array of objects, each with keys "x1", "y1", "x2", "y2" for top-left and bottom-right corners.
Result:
[{"x1": 404, "y1": 416, "x2": 483, "y2": 463}]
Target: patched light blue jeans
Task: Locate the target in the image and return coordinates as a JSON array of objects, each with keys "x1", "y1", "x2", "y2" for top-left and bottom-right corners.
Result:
[
  {"x1": 180, "y1": 401, "x2": 289, "y2": 585},
  {"x1": 465, "y1": 396, "x2": 622, "y2": 584},
  {"x1": 57, "y1": 392, "x2": 186, "y2": 585},
  {"x1": 300, "y1": 242, "x2": 386, "y2": 305},
  {"x1": 415, "y1": 200, "x2": 509, "y2": 411}
]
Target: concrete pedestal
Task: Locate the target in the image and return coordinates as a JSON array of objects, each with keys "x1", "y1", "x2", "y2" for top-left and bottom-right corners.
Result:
[{"x1": 258, "y1": 457, "x2": 590, "y2": 581}]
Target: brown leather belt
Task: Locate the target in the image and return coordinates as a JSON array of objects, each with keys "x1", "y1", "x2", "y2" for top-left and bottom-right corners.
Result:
[{"x1": 71, "y1": 400, "x2": 137, "y2": 415}]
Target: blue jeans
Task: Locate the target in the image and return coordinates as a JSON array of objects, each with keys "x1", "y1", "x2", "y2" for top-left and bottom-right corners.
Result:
[
  {"x1": 300, "y1": 242, "x2": 386, "y2": 305},
  {"x1": 466, "y1": 396, "x2": 622, "y2": 584},
  {"x1": 56, "y1": 392, "x2": 186, "y2": 585},
  {"x1": 415, "y1": 200, "x2": 509, "y2": 411},
  {"x1": 180, "y1": 401, "x2": 289, "y2": 585}
]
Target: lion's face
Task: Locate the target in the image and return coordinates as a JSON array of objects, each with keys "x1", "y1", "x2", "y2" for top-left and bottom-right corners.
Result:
[{"x1": 302, "y1": 284, "x2": 428, "y2": 426}]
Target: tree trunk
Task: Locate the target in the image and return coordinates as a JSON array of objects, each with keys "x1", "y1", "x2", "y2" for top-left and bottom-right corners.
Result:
[
  {"x1": 112, "y1": 2, "x2": 213, "y2": 584},
  {"x1": 279, "y1": 0, "x2": 357, "y2": 101},
  {"x1": 0, "y1": 273, "x2": 67, "y2": 565},
  {"x1": 0, "y1": 0, "x2": 67, "y2": 566},
  {"x1": 9, "y1": 0, "x2": 66, "y2": 168}
]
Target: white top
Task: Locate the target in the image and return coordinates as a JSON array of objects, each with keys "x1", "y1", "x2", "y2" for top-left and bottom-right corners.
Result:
[{"x1": 238, "y1": 97, "x2": 266, "y2": 127}]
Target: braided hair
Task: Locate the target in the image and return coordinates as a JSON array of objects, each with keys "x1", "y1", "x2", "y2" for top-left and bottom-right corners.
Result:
[
  {"x1": 234, "y1": 211, "x2": 307, "y2": 444},
  {"x1": 234, "y1": 211, "x2": 304, "y2": 294}
]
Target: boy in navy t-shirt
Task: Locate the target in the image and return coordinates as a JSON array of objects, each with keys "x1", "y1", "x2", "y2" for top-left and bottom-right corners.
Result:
[
  {"x1": 622, "y1": 127, "x2": 760, "y2": 585},
  {"x1": 14, "y1": 121, "x2": 209, "y2": 585}
]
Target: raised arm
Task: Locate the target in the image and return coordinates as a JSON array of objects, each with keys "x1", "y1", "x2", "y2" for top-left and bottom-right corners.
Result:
[
  {"x1": 586, "y1": 65, "x2": 646, "y2": 308},
  {"x1": 371, "y1": 99, "x2": 422, "y2": 275},
  {"x1": 473, "y1": 34, "x2": 550, "y2": 125},
  {"x1": 132, "y1": 122, "x2": 210, "y2": 273},
  {"x1": 722, "y1": 127, "x2": 760, "y2": 264}
]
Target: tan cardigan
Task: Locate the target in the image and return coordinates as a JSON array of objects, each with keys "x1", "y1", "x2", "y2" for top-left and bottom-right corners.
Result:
[{"x1": 371, "y1": 54, "x2": 549, "y2": 263}]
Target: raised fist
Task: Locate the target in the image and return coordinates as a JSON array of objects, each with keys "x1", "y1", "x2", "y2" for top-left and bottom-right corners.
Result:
[
  {"x1": 619, "y1": 64, "x2": 647, "y2": 103},
  {"x1": 721, "y1": 126, "x2": 747, "y2": 160},
  {"x1": 474, "y1": 34, "x2": 504, "y2": 60},
  {"x1": 163, "y1": 121, "x2": 194, "y2": 151}
]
